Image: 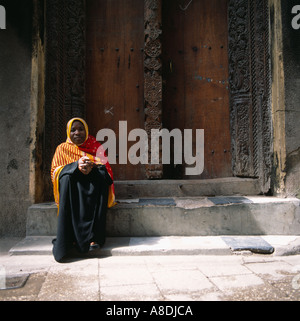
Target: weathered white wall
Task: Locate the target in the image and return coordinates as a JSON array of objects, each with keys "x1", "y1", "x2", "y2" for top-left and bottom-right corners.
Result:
[
  {"x1": 0, "y1": 0, "x2": 33, "y2": 236},
  {"x1": 281, "y1": 0, "x2": 300, "y2": 197}
]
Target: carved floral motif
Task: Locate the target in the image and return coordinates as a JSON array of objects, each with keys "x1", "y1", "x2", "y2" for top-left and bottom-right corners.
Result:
[
  {"x1": 228, "y1": 0, "x2": 271, "y2": 191},
  {"x1": 44, "y1": 0, "x2": 86, "y2": 199},
  {"x1": 144, "y1": 0, "x2": 163, "y2": 178}
]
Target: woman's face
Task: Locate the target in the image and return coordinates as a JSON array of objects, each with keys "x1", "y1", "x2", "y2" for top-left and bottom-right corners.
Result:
[{"x1": 70, "y1": 120, "x2": 86, "y2": 145}]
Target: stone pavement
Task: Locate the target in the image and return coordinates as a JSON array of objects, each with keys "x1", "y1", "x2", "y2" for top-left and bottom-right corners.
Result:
[{"x1": 0, "y1": 237, "x2": 300, "y2": 301}]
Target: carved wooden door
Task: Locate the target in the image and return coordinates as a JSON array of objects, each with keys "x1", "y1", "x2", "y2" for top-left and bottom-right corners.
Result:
[
  {"x1": 44, "y1": 0, "x2": 271, "y2": 201},
  {"x1": 86, "y1": 0, "x2": 145, "y2": 180},
  {"x1": 162, "y1": 0, "x2": 232, "y2": 179}
]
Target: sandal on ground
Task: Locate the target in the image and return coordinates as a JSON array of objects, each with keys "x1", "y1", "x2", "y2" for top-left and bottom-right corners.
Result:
[{"x1": 89, "y1": 241, "x2": 100, "y2": 251}]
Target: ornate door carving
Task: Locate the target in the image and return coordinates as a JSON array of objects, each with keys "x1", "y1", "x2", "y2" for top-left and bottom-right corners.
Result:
[
  {"x1": 144, "y1": 0, "x2": 163, "y2": 178},
  {"x1": 44, "y1": 0, "x2": 86, "y2": 200},
  {"x1": 228, "y1": 0, "x2": 272, "y2": 192}
]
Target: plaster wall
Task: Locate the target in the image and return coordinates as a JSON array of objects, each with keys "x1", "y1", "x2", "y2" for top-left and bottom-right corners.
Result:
[
  {"x1": 0, "y1": 0, "x2": 33, "y2": 236},
  {"x1": 281, "y1": 0, "x2": 300, "y2": 197}
]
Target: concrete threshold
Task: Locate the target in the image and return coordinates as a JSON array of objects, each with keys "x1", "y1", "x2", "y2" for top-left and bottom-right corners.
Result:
[
  {"x1": 9, "y1": 235, "x2": 300, "y2": 257},
  {"x1": 114, "y1": 177, "x2": 260, "y2": 198}
]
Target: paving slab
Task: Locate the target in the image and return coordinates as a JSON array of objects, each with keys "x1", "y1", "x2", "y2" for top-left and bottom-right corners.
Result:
[
  {"x1": 244, "y1": 260, "x2": 298, "y2": 280},
  {"x1": 221, "y1": 236, "x2": 274, "y2": 254},
  {"x1": 99, "y1": 264, "x2": 154, "y2": 287},
  {"x1": 0, "y1": 272, "x2": 47, "y2": 301},
  {"x1": 100, "y1": 283, "x2": 163, "y2": 301},
  {"x1": 209, "y1": 274, "x2": 264, "y2": 291},
  {"x1": 151, "y1": 269, "x2": 215, "y2": 294},
  {"x1": 196, "y1": 260, "x2": 252, "y2": 277},
  {"x1": 37, "y1": 258, "x2": 100, "y2": 301}
]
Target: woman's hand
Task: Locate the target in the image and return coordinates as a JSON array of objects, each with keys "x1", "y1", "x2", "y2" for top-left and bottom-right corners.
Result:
[{"x1": 78, "y1": 156, "x2": 94, "y2": 175}]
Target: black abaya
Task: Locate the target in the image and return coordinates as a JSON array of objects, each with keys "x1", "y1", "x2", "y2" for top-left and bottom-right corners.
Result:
[{"x1": 52, "y1": 162, "x2": 113, "y2": 262}]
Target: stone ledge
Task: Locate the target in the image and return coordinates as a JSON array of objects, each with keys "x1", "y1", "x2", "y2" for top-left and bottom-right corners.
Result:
[
  {"x1": 26, "y1": 197, "x2": 300, "y2": 237},
  {"x1": 114, "y1": 177, "x2": 261, "y2": 198},
  {"x1": 9, "y1": 235, "x2": 300, "y2": 257}
]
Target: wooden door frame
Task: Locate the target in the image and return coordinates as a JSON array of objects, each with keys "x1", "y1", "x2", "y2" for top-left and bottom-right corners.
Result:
[{"x1": 43, "y1": 0, "x2": 271, "y2": 200}]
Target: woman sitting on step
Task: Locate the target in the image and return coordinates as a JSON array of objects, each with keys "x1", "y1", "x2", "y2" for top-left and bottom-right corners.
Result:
[{"x1": 51, "y1": 118, "x2": 115, "y2": 262}]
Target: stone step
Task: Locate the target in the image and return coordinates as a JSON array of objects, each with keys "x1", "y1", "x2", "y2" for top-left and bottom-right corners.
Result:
[
  {"x1": 9, "y1": 235, "x2": 300, "y2": 256},
  {"x1": 114, "y1": 177, "x2": 261, "y2": 198},
  {"x1": 26, "y1": 196, "x2": 300, "y2": 237}
]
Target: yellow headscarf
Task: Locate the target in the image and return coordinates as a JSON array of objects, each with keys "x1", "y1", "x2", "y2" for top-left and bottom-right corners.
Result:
[{"x1": 66, "y1": 117, "x2": 89, "y2": 145}]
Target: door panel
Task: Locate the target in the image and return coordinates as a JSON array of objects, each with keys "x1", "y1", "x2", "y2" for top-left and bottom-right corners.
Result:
[
  {"x1": 162, "y1": 0, "x2": 232, "y2": 179},
  {"x1": 86, "y1": 0, "x2": 232, "y2": 180},
  {"x1": 86, "y1": 0, "x2": 145, "y2": 180}
]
